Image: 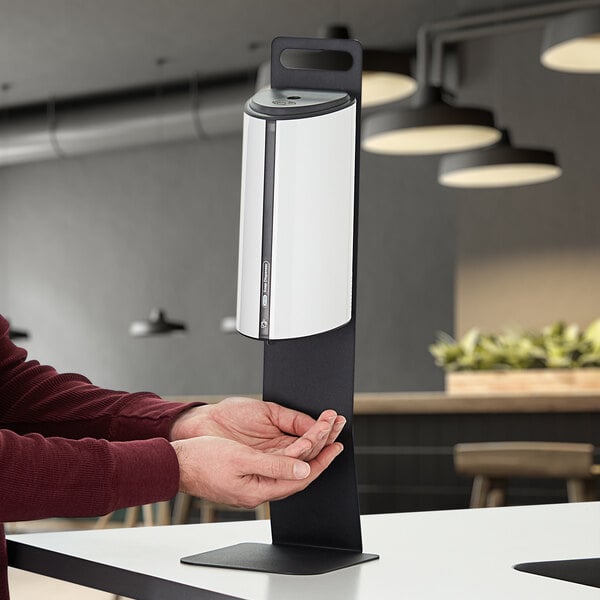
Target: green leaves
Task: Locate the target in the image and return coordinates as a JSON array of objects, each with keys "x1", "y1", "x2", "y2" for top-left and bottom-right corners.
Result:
[{"x1": 429, "y1": 319, "x2": 600, "y2": 372}]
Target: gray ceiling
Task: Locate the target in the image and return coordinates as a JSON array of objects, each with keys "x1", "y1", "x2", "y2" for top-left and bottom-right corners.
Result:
[{"x1": 0, "y1": 0, "x2": 554, "y2": 108}]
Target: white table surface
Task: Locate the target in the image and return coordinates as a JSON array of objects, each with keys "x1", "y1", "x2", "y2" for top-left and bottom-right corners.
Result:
[{"x1": 8, "y1": 502, "x2": 600, "y2": 600}]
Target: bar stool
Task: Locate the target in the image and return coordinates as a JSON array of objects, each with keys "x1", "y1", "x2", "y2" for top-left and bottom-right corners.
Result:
[
  {"x1": 171, "y1": 492, "x2": 269, "y2": 524},
  {"x1": 454, "y1": 442, "x2": 600, "y2": 508},
  {"x1": 95, "y1": 500, "x2": 172, "y2": 529}
]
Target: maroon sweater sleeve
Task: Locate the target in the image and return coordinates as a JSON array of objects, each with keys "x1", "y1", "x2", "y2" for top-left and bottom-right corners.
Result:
[
  {"x1": 0, "y1": 316, "x2": 198, "y2": 441},
  {"x1": 0, "y1": 314, "x2": 203, "y2": 520},
  {"x1": 0, "y1": 315, "x2": 207, "y2": 600}
]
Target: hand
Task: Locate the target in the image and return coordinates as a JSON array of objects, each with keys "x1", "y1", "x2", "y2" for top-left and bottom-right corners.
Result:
[
  {"x1": 171, "y1": 436, "x2": 344, "y2": 508},
  {"x1": 170, "y1": 397, "x2": 346, "y2": 461}
]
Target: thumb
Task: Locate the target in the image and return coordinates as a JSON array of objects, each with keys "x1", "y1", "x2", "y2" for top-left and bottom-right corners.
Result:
[{"x1": 246, "y1": 451, "x2": 311, "y2": 481}]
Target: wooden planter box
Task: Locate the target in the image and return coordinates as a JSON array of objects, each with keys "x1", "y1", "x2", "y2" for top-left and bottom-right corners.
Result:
[{"x1": 446, "y1": 368, "x2": 600, "y2": 395}]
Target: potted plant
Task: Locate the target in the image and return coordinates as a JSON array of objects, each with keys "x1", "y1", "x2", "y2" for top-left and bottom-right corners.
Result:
[{"x1": 429, "y1": 319, "x2": 600, "y2": 394}]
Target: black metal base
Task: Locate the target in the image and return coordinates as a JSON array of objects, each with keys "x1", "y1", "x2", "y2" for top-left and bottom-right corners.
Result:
[
  {"x1": 514, "y1": 557, "x2": 600, "y2": 589},
  {"x1": 181, "y1": 542, "x2": 378, "y2": 575}
]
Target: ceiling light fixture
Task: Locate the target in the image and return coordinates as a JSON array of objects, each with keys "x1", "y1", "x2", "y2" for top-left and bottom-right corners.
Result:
[
  {"x1": 8, "y1": 326, "x2": 30, "y2": 340},
  {"x1": 361, "y1": 48, "x2": 417, "y2": 107},
  {"x1": 361, "y1": 85, "x2": 501, "y2": 155},
  {"x1": 541, "y1": 8, "x2": 600, "y2": 73},
  {"x1": 322, "y1": 26, "x2": 417, "y2": 107},
  {"x1": 129, "y1": 308, "x2": 187, "y2": 337},
  {"x1": 438, "y1": 130, "x2": 562, "y2": 188},
  {"x1": 362, "y1": 1, "x2": 599, "y2": 160}
]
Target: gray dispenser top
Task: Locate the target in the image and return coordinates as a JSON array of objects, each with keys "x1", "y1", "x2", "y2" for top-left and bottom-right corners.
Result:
[{"x1": 247, "y1": 88, "x2": 352, "y2": 119}]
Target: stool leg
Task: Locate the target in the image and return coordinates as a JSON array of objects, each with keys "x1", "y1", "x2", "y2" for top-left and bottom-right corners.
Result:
[
  {"x1": 255, "y1": 502, "x2": 270, "y2": 520},
  {"x1": 200, "y1": 500, "x2": 217, "y2": 523},
  {"x1": 567, "y1": 478, "x2": 595, "y2": 502},
  {"x1": 141, "y1": 504, "x2": 154, "y2": 526},
  {"x1": 95, "y1": 512, "x2": 115, "y2": 529},
  {"x1": 156, "y1": 500, "x2": 172, "y2": 526},
  {"x1": 584, "y1": 479, "x2": 597, "y2": 501},
  {"x1": 172, "y1": 492, "x2": 193, "y2": 525},
  {"x1": 486, "y1": 479, "x2": 506, "y2": 507},
  {"x1": 123, "y1": 506, "x2": 140, "y2": 528},
  {"x1": 470, "y1": 476, "x2": 490, "y2": 508}
]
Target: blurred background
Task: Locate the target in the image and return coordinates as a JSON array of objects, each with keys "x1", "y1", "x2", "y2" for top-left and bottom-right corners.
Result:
[
  {"x1": 2, "y1": 0, "x2": 599, "y2": 396},
  {"x1": 4, "y1": 5, "x2": 600, "y2": 597}
]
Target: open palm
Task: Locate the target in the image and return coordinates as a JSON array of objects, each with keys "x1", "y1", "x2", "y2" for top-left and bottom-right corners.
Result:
[{"x1": 170, "y1": 396, "x2": 345, "y2": 461}]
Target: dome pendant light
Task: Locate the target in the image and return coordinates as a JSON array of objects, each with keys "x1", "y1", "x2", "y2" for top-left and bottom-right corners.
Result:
[
  {"x1": 321, "y1": 25, "x2": 417, "y2": 107},
  {"x1": 8, "y1": 325, "x2": 30, "y2": 340},
  {"x1": 362, "y1": 86, "x2": 501, "y2": 155},
  {"x1": 541, "y1": 8, "x2": 600, "y2": 73},
  {"x1": 129, "y1": 308, "x2": 187, "y2": 337},
  {"x1": 438, "y1": 130, "x2": 562, "y2": 188},
  {"x1": 361, "y1": 48, "x2": 417, "y2": 107}
]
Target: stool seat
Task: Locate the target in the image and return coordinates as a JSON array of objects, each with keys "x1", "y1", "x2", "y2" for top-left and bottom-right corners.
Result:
[{"x1": 454, "y1": 442, "x2": 599, "y2": 508}]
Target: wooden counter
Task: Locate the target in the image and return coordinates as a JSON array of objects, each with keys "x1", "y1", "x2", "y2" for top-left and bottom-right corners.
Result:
[
  {"x1": 167, "y1": 391, "x2": 600, "y2": 414},
  {"x1": 354, "y1": 392, "x2": 600, "y2": 414}
]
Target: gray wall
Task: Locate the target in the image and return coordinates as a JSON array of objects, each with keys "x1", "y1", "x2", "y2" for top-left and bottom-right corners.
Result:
[
  {"x1": 0, "y1": 137, "x2": 263, "y2": 395},
  {"x1": 0, "y1": 132, "x2": 452, "y2": 395},
  {"x1": 357, "y1": 151, "x2": 454, "y2": 389},
  {"x1": 4, "y1": 27, "x2": 600, "y2": 395},
  {"x1": 455, "y1": 30, "x2": 600, "y2": 337}
]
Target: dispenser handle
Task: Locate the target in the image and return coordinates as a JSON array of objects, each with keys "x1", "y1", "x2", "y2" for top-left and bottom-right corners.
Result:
[{"x1": 270, "y1": 36, "x2": 363, "y2": 100}]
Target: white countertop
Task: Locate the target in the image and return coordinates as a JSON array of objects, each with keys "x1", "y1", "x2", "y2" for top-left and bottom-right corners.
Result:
[{"x1": 8, "y1": 502, "x2": 600, "y2": 600}]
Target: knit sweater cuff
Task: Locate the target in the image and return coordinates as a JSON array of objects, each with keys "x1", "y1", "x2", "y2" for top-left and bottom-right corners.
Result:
[{"x1": 110, "y1": 437, "x2": 180, "y2": 509}]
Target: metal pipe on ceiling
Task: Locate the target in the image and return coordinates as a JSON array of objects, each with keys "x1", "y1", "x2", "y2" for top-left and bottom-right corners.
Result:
[{"x1": 0, "y1": 76, "x2": 254, "y2": 167}]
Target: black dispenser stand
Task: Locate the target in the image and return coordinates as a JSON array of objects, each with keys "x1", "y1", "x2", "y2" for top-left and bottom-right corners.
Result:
[
  {"x1": 514, "y1": 558, "x2": 600, "y2": 589},
  {"x1": 181, "y1": 36, "x2": 378, "y2": 575}
]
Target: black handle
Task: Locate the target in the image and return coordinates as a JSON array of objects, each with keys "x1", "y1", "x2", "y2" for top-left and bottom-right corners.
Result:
[{"x1": 270, "y1": 36, "x2": 363, "y2": 100}]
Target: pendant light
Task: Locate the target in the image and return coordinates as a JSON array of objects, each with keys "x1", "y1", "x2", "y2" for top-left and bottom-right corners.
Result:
[
  {"x1": 362, "y1": 86, "x2": 501, "y2": 155},
  {"x1": 129, "y1": 308, "x2": 187, "y2": 337},
  {"x1": 126, "y1": 64, "x2": 189, "y2": 338},
  {"x1": 361, "y1": 48, "x2": 417, "y2": 107},
  {"x1": 541, "y1": 8, "x2": 600, "y2": 73},
  {"x1": 8, "y1": 325, "x2": 30, "y2": 340},
  {"x1": 323, "y1": 25, "x2": 417, "y2": 107},
  {"x1": 438, "y1": 130, "x2": 562, "y2": 188}
]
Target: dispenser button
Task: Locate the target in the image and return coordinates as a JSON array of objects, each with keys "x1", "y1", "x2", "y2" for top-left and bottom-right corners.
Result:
[{"x1": 262, "y1": 294, "x2": 268, "y2": 307}]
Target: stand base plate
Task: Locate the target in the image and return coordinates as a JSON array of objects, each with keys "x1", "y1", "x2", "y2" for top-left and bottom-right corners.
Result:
[
  {"x1": 181, "y1": 542, "x2": 379, "y2": 575},
  {"x1": 514, "y1": 557, "x2": 600, "y2": 588}
]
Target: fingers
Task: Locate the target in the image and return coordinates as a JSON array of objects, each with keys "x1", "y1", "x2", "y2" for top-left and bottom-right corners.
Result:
[
  {"x1": 298, "y1": 410, "x2": 337, "y2": 460},
  {"x1": 246, "y1": 452, "x2": 312, "y2": 481},
  {"x1": 266, "y1": 402, "x2": 317, "y2": 438},
  {"x1": 172, "y1": 435, "x2": 344, "y2": 510},
  {"x1": 283, "y1": 410, "x2": 346, "y2": 461},
  {"x1": 282, "y1": 412, "x2": 332, "y2": 459},
  {"x1": 282, "y1": 436, "x2": 313, "y2": 458},
  {"x1": 268, "y1": 403, "x2": 343, "y2": 438},
  {"x1": 326, "y1": 415, "x2": 346, "y2": 446},
  {"x1": 306, "y1": 441, "x2": 344, "y2": 481},
  {"x1": 258, "y1": 442, "x2": 344, "y2": 502}
]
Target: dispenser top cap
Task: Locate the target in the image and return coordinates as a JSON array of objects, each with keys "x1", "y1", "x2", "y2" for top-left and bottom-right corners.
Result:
[{"x1": 247, "y1": 88, "x2": 352, "y2": 119}]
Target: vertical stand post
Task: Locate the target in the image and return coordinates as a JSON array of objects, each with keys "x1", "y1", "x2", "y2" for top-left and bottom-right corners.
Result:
[
  {"x1": 266, "y1": 34, "x2": 373, "y2": 565},
  {"x1": 181, "y1": 36, "x2": 378, "y2": 575}
]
